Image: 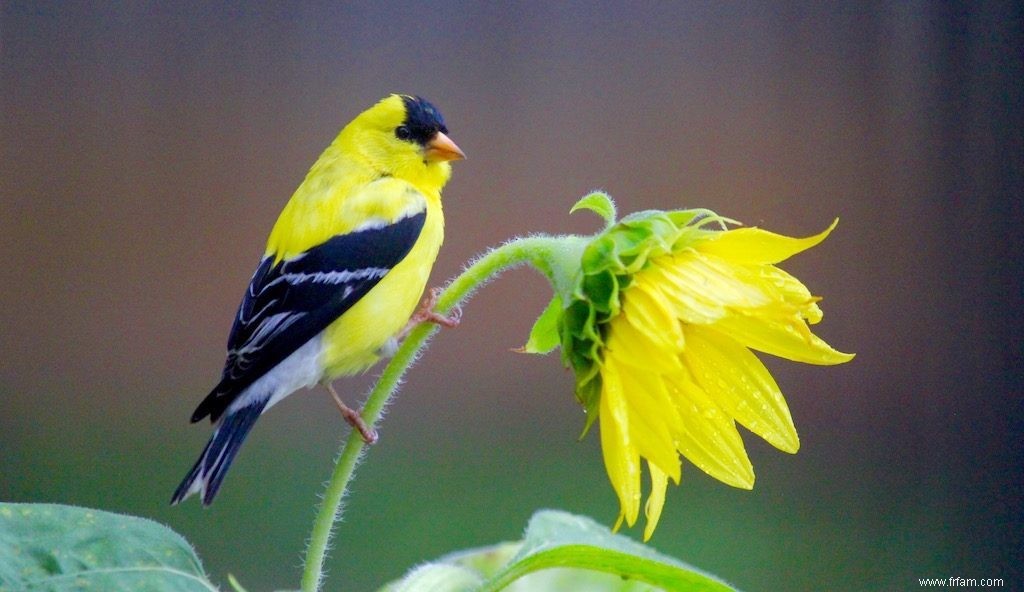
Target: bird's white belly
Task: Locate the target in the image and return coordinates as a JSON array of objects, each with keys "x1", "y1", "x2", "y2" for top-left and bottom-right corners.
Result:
[{"x1": 227, "y1": 335, "x2": 326, "y2": 414}]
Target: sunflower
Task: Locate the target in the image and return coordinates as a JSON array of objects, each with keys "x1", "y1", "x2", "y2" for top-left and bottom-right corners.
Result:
[{"x1": 526, "y1": 198, "x2": 854, "y2": 540}]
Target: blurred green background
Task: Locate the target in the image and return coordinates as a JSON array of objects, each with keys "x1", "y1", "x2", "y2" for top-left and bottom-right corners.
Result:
[{"x1": 2, "y1": 2, "x2": 1021, "y2": 591}]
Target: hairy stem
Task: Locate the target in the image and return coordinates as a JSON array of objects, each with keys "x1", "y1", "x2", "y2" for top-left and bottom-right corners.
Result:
[{"x1": 300, "y1": 234, "x2": 585, "y2": 592}]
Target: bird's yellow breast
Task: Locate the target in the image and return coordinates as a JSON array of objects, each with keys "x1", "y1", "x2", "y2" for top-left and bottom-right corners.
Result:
[{"x1": 319, "y1": 196, "x2": 444, "y2": 378}]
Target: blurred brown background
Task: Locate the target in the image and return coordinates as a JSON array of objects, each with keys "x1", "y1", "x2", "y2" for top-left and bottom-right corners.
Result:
[{"x1": 2, "y1": 2, "x2": 1021, "y2": 591}]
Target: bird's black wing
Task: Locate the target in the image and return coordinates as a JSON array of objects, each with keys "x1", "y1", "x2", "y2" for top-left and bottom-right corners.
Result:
[{"x1": 191, "y1": 211, "x2": 426, "y2": 423}]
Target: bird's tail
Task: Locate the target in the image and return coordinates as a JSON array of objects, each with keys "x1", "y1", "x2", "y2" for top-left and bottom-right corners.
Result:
[{"x1": 171, "y1": 401, "x2": 267, "y2": 506}]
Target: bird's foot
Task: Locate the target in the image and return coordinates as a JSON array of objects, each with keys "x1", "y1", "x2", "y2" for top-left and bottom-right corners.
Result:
[
  {"x1": 326, "y1": 383, "x2": 378, "y2": 444},
  {"x1": 397, "y1": 287, "x2": 462, "y2": 341}
]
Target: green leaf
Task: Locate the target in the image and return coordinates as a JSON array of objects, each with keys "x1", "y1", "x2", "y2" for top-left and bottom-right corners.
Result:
[
  {"x1": 518, "y1": 296, "x2": 563, "y2": 355},
  {"x1": 0, "y1": 503, "x2": 217, "y2": 592},
  {"x1": 570, "y1": 192, "x2": 617, "y2": 228},
  {"x1": 379, "y1": 510, "x2": 737, "y2": 592},
  {"x1": 379, "y1": 543, "x2": 520, "y2": 592},
  {"x1": 380, "y1": 564, "x2": 481, "y2": 592}
]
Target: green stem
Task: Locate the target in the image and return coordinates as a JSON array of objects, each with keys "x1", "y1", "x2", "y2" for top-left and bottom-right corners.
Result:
[{"x1": 300, "y1": 234, "x2": 586, "y2": 592}]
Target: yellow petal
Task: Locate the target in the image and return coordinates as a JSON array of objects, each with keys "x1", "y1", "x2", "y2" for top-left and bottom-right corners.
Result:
[
  {"x1": 617, "y1": 363, "x2": 686, "y2": 450},
  {"x1": 643, "y1": 461, "x2": 670, "y2": 541},
  {"x1": 801, "y1": 301, "x2": 824, "y2": 325},
  {"x1": 671, "y1": 252, "x2": 774, "y2": 308},
  {"x1": 653, "y1": 252, "x2": 772, "y2": 324},
  {"x1": 623, "y1": 276, "x2": 685, "y2": 350},
  {"x1": 600, "y1": 364, "x2": 641, "y2": 526},
  {"x1": 682, "y1": 326, "x2": 799, "y2": 453},
  {"x1": 642, "y1": 263, "x2": 726, "y2": 324},
  {"x1": 731, "y1": 263, "x2": 821, "y2": 317},
  {"x1": 696, "y1": 218, "x2": 839, "y2": 265},
  {"x1": 605, "y1": 312, "x2": 683, "y2": 373},
  {"x1": 757, "y1": 264, "x2": 813, "y2": 303},
  {"x1": 666, "y1": 370, "x2": 755, "y2": 489},
  {"x1": 713, "y1": 311, "x2": 855, "y2": 365},
  {"x1": 612, "y1": 512, "x2": 625, "y2": 533},
  {"x1": 611, "y1": 359, "x2": 682, "y2": 484}
]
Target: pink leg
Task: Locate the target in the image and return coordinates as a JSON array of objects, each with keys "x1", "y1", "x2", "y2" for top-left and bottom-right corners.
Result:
[{"x1": 326, "y1": 383, "x2": 378, "y2": 444}]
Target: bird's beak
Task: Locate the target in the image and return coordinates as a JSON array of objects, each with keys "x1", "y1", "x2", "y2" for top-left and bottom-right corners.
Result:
[{"x1": 424, "y1": 132, "x2": 466, "y2": 162}]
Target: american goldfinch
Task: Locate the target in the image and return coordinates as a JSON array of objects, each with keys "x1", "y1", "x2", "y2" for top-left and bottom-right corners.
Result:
[{"x1": 172, "y1": 95, "x2": 464, "y2": 506}]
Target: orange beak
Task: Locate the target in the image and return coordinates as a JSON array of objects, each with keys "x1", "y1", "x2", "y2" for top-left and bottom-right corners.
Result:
[{"x1": 424, "y1": 131, "x2": 466, "y2": 162}]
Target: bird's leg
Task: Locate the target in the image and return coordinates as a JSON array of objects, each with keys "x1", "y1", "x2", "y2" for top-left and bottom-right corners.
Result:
[
  {"x1": 326, "y1": 382, "x2": 378, "y2": 444},
  {"x1": 396, "y1": 287, "x2": 462, "y2": 342}
]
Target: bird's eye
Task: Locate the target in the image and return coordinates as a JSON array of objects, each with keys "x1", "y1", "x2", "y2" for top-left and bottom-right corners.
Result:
[{"x1": 395, "y1": 125, "x2": 413, "y2": 141}]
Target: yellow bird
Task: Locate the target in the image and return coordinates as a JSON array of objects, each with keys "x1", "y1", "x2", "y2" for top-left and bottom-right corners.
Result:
[{"x1": 172, "y1": 95, "x2": 464, "y2": 505}]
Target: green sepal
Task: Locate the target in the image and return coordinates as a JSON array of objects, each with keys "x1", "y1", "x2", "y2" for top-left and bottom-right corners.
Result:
[
  {"x1": 519, "y1": 295, "x2": 563, "y2": 355},
  {"x1": 570, "y1": 191, "x2": 618, "y2": 228},
  {"x1": 581, "y1": 270, "x2": 620, "y2": 316},
  {"x1": 576, "y1": 375, "x2": 602, "y2": 438},
  {"x1": 559, "y1": 299, "x2": 601, "y2": 375}
]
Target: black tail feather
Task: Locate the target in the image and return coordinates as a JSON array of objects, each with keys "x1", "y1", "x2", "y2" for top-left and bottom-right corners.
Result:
[
  {"x1": 171, "y1": 401, "x2": 267, "y2": 506},
  {"x1": 190, "y1": 381, "x2": 232, "y2": 424}
]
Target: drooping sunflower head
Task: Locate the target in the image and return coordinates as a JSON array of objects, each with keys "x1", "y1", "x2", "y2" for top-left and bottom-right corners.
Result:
[{"x1": 525, "y1": 193, "x2": 854, "y2": 540}]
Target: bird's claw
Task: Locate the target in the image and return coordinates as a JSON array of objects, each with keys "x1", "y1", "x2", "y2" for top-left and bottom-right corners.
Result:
[
  {"x1": 420, "y1": 287, "x2": 461, "y2": 327},
  {"x1": 397, "y1": 287, "x2": 461, "y2": 341},
  {"x1": 343, "y1": 407, "x2": 379, "y2": 445}
]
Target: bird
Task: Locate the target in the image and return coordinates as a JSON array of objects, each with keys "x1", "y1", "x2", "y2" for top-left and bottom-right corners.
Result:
[{"x1": 171, "y1": 94, "x2": 465, "y2": 506}]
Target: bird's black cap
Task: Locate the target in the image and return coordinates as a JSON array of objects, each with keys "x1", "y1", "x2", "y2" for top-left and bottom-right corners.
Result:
[{"x1": 396, "y1": 95, "x2": 448, "y2": 146}]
